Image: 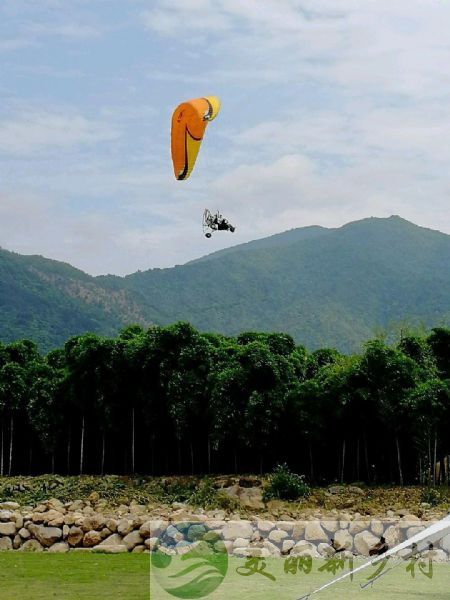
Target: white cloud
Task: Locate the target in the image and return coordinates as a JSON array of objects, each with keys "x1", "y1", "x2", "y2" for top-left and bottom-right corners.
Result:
[
  {"x1": 0, "y1": 112, "x2": 120, "y2": 155},
  {"x1": 25, "y1": 22, "x2": 102, "y2": 38}
]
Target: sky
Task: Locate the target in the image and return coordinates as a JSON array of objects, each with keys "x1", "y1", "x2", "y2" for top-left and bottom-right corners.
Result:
[{"x1": 1, "y1": 0, "x2": 450, "y2": 275}]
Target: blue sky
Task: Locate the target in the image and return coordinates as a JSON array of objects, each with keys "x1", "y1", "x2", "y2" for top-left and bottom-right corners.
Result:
[{"x1": 1, "y1": 0, "x2": 450, "y2": 275}]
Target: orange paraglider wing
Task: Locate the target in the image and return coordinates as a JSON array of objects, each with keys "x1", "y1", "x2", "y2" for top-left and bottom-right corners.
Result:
[{"x1": 171, "y1": 96, "x2": 220, "y2": 180}]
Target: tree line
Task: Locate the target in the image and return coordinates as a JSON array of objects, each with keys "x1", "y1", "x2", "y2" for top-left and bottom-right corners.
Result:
[{"x1": 0, "y1": 322, "x2": 449, "y2": 484}]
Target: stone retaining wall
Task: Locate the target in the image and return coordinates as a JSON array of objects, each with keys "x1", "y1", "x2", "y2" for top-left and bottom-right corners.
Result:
[
  {"x1": 151, "y1": 517, "x2": 450, "y2": 561},
  {"x1": 0, "y1": 500, "x2": 152, "y2": 554},
  {"x1": 1, "y1": 497, "x2": 449, "y2": 560}
]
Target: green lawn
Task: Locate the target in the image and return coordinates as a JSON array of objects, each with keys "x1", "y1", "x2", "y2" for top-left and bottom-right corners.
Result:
[
  {"x1": 0, "y1": 554, "x2": 150, "y2": 599},
  {"x1": 151, "y1": 556, "x2": 450, "y2": 600},
  {"x1": 0, "y1": 553, "x2": 447, "y2": 600}
]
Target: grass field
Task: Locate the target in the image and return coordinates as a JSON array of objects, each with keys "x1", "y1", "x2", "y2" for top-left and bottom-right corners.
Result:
[
  {"x1": 0, "y1": 554, "x2": 150, "y2": 599},
  {"x1": 151, "y1": 556, "x2": 450, "y2": 600},
  {"x1": 0, "y1": 553, "x2": 447, "y2": 599}
]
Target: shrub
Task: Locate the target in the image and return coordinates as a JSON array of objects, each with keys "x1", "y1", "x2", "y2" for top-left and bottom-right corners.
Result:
[
  {"x1": 263, "y1": 463, "x2": 310, "y2": 501},
  {"x1": 188, "y1": 478, "x2": 218, "y2": 508},
  {"x1": 420, "y1": 486, "x2": 443, "y2": 507}
]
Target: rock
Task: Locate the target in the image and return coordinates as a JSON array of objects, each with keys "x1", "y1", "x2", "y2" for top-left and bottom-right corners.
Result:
[
  {"x1": 318, "y1": 543, "x2": 335, "y2": 557},
  {"x1": 0, "y1": 502, "x2": 20, "y2": 510},
  {"x1": 0, "y1": 510, "x2": 13, "y2": 521},
  {"x1": 239, "y1": 488, "x2": 265, "y2": 510},
  {"x1": 139, "y1": 522, "x2": 151, "y2": 539},
  {"x1": 0, "y1": 522, "x2": 16, "y2": 536},
  {"x1": 165, "y1": 525, "x2": 184, "y2": 543},
  {"x1": 256, "y1": 520, "x2": 274, "y2": 533},
  {"x1": 292, "y1": 521, "x2": 307, "y2": 540},
  {"x1": 31, "y1": 513, "x2": 46, "y2": 524},
  {"x1": 0, "y1": 537, "x2": 13, "y2": 550},
  {"x1": 82, "y1": 515, "x2": 106, "y2": 532},
  {"x1": 98, "y1": 533, "x2": 126, "y2": 547},
  {"x1": 132, "y1": 545, "x2": 146, "y2": 553},
  {"x1": 83, "y1": 531, "x2": 102, "y2": 547},
  {"x1": 130, "y1": 505, "x2": 146, "y2": 516},
  {"x1": 322, "y1": 521, "x2": 339, "y2": 534},
  {"x1": 106, "y1": 519, "x2": 118, "y2": 533},
  {"x1": 146, "y1": 538, "x2": 159, "y2": 551},
  {"x1": 232, "y1": 537, "x2": 250, "y2": 549},
  {"x1": 12, "y1": 513, "x2": 23, "y2": 529},
  {"x1": 430, "y1": 549, "x2": 448, "y2": 562},
  {"x1": 384, "y1": 525, "x2": 400, "y2": 548},
  {"x1": 187, "y1": 524, "x2": 207, "y2": 542},
  {"x1": 18, "y1": 527, "x2": 30, "y2": 540},
  {"x1": 19, "y1": 540, "x2": 44, "y2": 552},
  {"x1": 100, "y1": 528, "x2": 111, "y2": 539},
  {"x1": 349, "y1": 520, "x2": 369, "y2": 535},
  {"x1": 117, "y1": 519, "x2": 133, "y2": 536},
  {"x1": 441, "y1": 533, "x2": 450, "y2": 553},
  {"x1": 48, "y1": 542, "x2": 69, "y2": 553},
  {"x1": 262, "y1": 540, "x2": 281, "y2": 557},
  {"x1": 304, "y1": 521, "x2": 328, "y2": 542},
  {"x1": 122, "y1": 531, "x2": 143, "y2": 551},
  {"x1": 222, "y1": 521, "x2": 253, "y2": 541},
  {"x1": 334, "y1": 529, "x2": 353, "y2": 551},
  {"x1": 268, "y1": 529, "x2": 289, "y2": 544},
  {"x1": 232, "y1": 547, "x2": 250, "y2": 557},
  {"x1": 282, "y1": 540, "x2": 295, "y2": 554},
  {"x1": 68, "y1": 526, "x2": 84, "y2": 546},
  {"x1": 277, "y1": 521, "x2": 294, "y2": 534},
  {"x1": 328, "y1": 486, "x2": 345, "y2": 494},
  {"x1": 223, "y1": 485, "x2": 240, "y2": 499},
  {"x1": 69, "y1": 500, "x2": 84, "y2": 512},
  {"x1": 29, "y1": 525, "x2": 62, "y2": 548},
  {"x1": 371, "y1": 521, "x2": 384, "y2": 537},
  {"x1": 63, "y1": 525, "x2": 70, "y2": 539},
  {"x1": 63, "y1": 514, "x2": 75, "y2": 526},
  {"x1": 354, "y1": 531, "x2": 379, "y2": 556},
  {"x1": 44, "y1": 510, "x2": 65, "y2": 524},
  {"x1": 407, "y1": 526, "x2": 424, "y2": 539},
  {"x1": 399, "y1": 515, "x2": 420, "y2": 528},
  {"x1": 92, "y1": 545, "x2": 128, "y2": 554},
  {"x1": 13, "y1": 535, "x2": 21, "y2": 550},
  {"x1": 348, "y1": 486, "x2": 364, "y2": 495}
]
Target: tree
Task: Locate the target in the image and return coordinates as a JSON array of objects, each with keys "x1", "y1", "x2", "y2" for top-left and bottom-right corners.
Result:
[{"x1": 358, "y1": 340, "x2": 419, "y2": 484}]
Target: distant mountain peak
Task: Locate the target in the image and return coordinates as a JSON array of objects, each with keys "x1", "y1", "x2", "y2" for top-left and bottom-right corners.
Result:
[{"x1": 1, "y1": 215, "x2": 450, "y2": 352}]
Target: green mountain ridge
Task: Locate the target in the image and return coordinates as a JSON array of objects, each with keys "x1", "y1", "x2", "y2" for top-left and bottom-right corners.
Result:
[{"x1": 1, "y1": 215, "x2": 450, "y2": 352}]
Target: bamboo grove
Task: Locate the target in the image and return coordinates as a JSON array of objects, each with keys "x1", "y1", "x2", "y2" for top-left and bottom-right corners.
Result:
[{"x1": 0, "y1": 322, "x2": 449, "y2": 484}]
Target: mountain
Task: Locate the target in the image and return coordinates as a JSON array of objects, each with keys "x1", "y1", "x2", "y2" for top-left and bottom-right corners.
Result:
[
  {"x1": 1, "y1": 216, "x2": 450, "y2": 352},
  {"x1": 0, "y1": 249, "x2": 150, "y2": 350}
]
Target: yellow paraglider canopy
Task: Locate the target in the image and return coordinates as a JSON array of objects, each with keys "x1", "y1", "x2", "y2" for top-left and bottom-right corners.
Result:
[{"x1": 171, "y1": 96, "x2": 221, "y2": 180}]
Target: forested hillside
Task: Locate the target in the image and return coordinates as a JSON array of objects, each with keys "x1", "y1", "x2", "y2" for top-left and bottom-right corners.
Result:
[{"x1": 1, "y1": 216, "x2": 450, "y2": 352}]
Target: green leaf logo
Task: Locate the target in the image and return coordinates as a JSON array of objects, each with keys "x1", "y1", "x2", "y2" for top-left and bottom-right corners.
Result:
[{"x1": 151, "y1": 524, "x2": 228, "y2": 599}]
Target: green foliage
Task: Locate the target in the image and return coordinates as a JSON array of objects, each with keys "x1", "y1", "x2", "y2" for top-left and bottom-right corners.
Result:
[
  {"x1": 420, "y1": 487, "x2": 444, "y2": 507},
  {"x1": 263, "y1": 464, "x2": 311, "y2": 501},
  {"x1": 188, "y1": 478, "x2": 219, "y2": 508},
  {"x1": 2, "y1": 216, "x2": 450, "y2": 353},
  {"x1": 156, "y1": 477, "x2": 233, "y2": 509}
]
